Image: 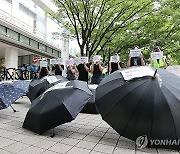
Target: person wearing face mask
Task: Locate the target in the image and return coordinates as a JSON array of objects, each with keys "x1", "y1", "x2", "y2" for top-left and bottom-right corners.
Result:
[
  {"x1": 151, "y1": 46, "x2": 168, "y2": 69},
  {"x1": 90, "y1": 57, "x2": 104, "y2": 84},
  {"x1": 127, "y1": 45, "x2": 145, "y2": 67}
]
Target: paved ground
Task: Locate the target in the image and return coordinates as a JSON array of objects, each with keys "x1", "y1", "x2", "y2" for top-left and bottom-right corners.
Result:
[{"x1": 0, "y1": 97, "x2": 179, "y2": 154}]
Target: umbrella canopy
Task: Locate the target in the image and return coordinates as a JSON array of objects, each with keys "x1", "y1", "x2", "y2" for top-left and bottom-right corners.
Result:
[
  {"x1": 27, "y1": 75, "x2": 68, "y2": 102},
  {"x1": 23, "y1": 80, "x2": 92, "y2": 134},
  {"x1": 12, "y1": 80, "x2": 31, "y2": 93},
  {"x1": 0, "y1": 81, "x2": 27, "y2": 110},
  {"x1": 96, "y1": 66, "x2": 180, "y2": 150}
]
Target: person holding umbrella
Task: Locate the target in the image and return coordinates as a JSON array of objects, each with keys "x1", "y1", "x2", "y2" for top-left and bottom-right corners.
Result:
[
  {"x1": 151, "y1": 46, "x2": 168, "y2": 69},
  {"x1": 127, "y1": 45, "x2": 145, "y2": 67},
  {"x1": 38, "y1": 58, "x2": 50, "y2": 79},
  {"x1": 90, "y1": 56, "x2": 104, "y2": 84}
]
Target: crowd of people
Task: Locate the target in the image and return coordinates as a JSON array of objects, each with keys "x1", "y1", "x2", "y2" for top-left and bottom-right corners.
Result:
[{"x1": 20, "y1": 45, "x2": 168, "y2": 84}]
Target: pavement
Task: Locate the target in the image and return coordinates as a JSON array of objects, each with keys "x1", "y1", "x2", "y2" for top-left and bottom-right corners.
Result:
[{"x1": 0, "y1": 97, "x2": 179, "y2": 154}]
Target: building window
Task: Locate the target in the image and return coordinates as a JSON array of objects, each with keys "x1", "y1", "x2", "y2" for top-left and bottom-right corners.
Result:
[
  {"x1": 53, "y1": 50, "x2": 59, "y2": 57},
  {"x1": 7, "y1": 29, "x2": 19, "y2": 41},
  {"x1": 39, "y1": 43, "x2": 46, "y2": 51},
  {"x1": 47, "y1": 47, "x2": 53, "y2": 54},
  {"x1": 30, "y1": 39, "x2": 38, "y2": 48},
  {"x1": 5, "y1": 0, "x2": 12, "y2": 4},
  {"x1": 20, "y1": 35, "x2": 29, "y2": 45},
  {"x1": 0, "y1": 25, "x2": 6, "y2": 35}
]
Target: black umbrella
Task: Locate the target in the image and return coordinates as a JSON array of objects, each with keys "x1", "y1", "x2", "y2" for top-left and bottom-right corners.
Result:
[
  {"x1": 23, "y1": 80, "x2": 92, "y2": 134},
  {"x1": 27, "y1": 75, "x2": 68, "y2": 102},
  {"x1": 96, "y1": 66, "x2": 180, "y2": 150},
  {"x1": 0, "y1": 81, "x2": 28, "y2": 111}
]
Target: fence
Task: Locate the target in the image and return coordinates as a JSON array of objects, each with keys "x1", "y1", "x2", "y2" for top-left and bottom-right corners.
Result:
[{"x1": 0, "y1": 67, "x2": 37, "y2": 81}]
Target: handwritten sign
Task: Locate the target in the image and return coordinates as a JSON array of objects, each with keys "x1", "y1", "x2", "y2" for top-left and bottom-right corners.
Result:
[
  {"x1": 110, "y1": 55, "x2": 119, "y2": 63},
  {"x1": 46, "y1": 76, "x2": 58, "y2": 84},
  {"x1": 50, "y1": 59, "x2": 56, "y2": 65},
  {"x1": 40, "y1": 61, "x2": 48, "y2": 67},
  {"x1": 81, "y1": 57, "x2": 89, "y2": 63},
  {"x1": 73, "y1": 58, "x2": 81, "y2": 65},
  {"x1": 93, "y1": 55, "x2": 101, "y2": 62},
  {"x1": 121, "y1": 66, "x2": 154, "y2": 81},
  {"x1": 151, "y1": 52, "x2": 163, "y2": 60},
  {"x1": 56, "y1": 58, "x2": 63, "y2": 64},
  {"x1": 130, "y1": 49, "x2": 141, "y2": 57},
  {"x1": 66, "y1": 59, "x2": 74, "y2": 65}
]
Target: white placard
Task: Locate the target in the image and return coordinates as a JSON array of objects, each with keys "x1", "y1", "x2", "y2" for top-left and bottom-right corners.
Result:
[
  {"x1": 121, "y1": 66, "x2": 154, "y2": 81},
  {"x1": 73, "y1": 58, "x2": 81, "y2": 65},
  {"x1": 81, "y1": 57, "x2": 89, "y2": 63},
  {"x1": 40, "y1": 61, "x2": 48, "y2": 67},
  {"x1": 130, "y1": 49, "x2": 141, "y2": 57},
  {"x1": 50, "y1": 59, "x2": 56, "y2": 65},
  {"x1": 93, "y1": 55, "x2": 101, "y2": 62},
  {"x1": 110, "y1": 55, "x2": 119, "y2": 63},
  {"x1": 151, "y1": 52, "x2": 163, "y2": 60},
  {"x1": 56, "y1": 58, "x2": 63, "y2": 64},
  {"x1": 46, "y1": 76, "x2": 58, "y2": 84},
  {"x1": 66, "y1": 59, "x2": 74, "y2": 65}
]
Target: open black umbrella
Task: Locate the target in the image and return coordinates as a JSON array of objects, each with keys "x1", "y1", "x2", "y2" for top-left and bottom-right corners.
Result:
[
  {"x1": 23, "y1": 80, "x2": 92, "y2": 134},
  {"x1": 27, "y1": 75, "x2": 68, "y2": 102},
  {"x1": 0, "y1": 81, "x2": 28, "y2": 111},
  {"x1": 80, "y1": 84, "x2": 99, "y2": 114},
  {"x1": 96, "y1": 66, "x2": 180, "y2": 150}
]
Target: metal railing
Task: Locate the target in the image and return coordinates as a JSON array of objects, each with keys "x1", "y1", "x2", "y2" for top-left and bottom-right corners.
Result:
[{"x1": 0, "y1": 68, "x2": 38, "y2": 81}]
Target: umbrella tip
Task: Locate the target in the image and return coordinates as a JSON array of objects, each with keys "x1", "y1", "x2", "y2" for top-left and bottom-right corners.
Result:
[{"x1": 152, "y1": 69, "x2": 157, "y2": 79}]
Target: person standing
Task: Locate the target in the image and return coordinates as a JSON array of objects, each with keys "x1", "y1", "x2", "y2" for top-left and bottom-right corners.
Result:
[
  {"x1": 28, "y1": 60, "x2": 38, "y2": 79},
  {"x1": 127, "y1": 45, "x2": 145, "y2": 67},
  {"x1": 38, "y1": 58, "x2": 50, "y2": 79},
  {"x1": 53, "y1": 64, "x2": 64, "y2": 76},
  {"x1": 20, "y1": 64, "x2": 28, "y2": 80},
  {"x1": 109, "y1": 61, "x2": 122, "y2": 74},
  {"x1": 66, "y1": 64, "x2": 77, "y2": 80},
  {"x1": 76, "y1": 62, "x2": 90, "y2": 82},
  {"x1": 151, "y1": 46, "x2": 168, "y2": 69},
  {"x1": 90, "y1": 59, "x2": 104, "y2": 84}
]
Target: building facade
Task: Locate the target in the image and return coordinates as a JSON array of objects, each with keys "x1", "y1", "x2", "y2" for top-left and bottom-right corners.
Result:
[{"x1": 0, "y1": 0, "x2": 70, "y2": 69}]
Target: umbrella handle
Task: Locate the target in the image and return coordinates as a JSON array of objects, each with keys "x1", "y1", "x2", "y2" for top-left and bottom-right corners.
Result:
[{"x1": 152, "y1": 69, "x2": 157, "y2": 79}]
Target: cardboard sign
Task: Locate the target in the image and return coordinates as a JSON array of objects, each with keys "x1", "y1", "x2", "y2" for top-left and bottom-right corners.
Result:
[
  {"x1": 121, "y1": 66, "x2": 154, "y2": 81},
  {"x1": 40, "y1": 61, "x2": 48, "y2": 67},
  {"x1": 81, "y1": 57, "x2": 89, "y2": 63},
  {"x1": 130, "y1": 49, "x2": 141, "y2": 57},
  {"x1": 93, "y1": 55, "x2": 101, "y2": 62},
  {"x1": 66, "y1": 59, "x2": 74, "y2": 65},
  {"x1": 73, "y1": 58, "x2": 81, "y2": 65},
  {"x1": 56, "y1": 58, "x2": 63, "y2": 64},
  {"x1": 110, "y1": 55, "x2": 119, "y2": 63},
  {"x1": 151, "y1": 52, "x2": 163, "y2": 60},
  {"x1": 50, "y1": 59, "x2": 56, "y2": 65}
]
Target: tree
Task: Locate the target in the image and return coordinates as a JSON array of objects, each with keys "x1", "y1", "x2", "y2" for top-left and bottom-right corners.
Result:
[{"x1": 49, "y1": 0, "x2": 154, "y2": 58}]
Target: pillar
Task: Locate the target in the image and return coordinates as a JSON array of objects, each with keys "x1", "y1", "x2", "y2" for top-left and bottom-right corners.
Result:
[{"x1": 5, "y1": 47, "x2": 18, "y2": 69}]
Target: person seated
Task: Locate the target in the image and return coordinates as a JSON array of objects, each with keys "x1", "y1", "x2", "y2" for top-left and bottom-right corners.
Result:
[{"x1": 127, "y1": 45, "x2": 145, "y2": 67}]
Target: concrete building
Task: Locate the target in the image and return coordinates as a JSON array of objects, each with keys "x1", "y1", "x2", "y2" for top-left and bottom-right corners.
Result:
[{"x1": 0, "y1": 0, "x2": 70, "y2": 70}]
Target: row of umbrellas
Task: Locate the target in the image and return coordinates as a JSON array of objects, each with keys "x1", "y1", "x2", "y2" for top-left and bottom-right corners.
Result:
[{"x1": 0, "y1": 66, "x2": 180, "y2": 150}]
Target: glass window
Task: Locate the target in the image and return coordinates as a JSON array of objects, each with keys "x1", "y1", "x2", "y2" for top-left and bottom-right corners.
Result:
[
  {"x1": 30, "y1": 39, "x2": 38, "y2": 48},
  {"x1": 47, "y1": 47, "x2": 53, "y2": 54},
  {"x1": 53, "y1": 50, "x2": 59, "y2": 57},
  {"x1": 5, "y1": 0, "x2": 12, "y2": 4},
  {"x1": 7, "y1": 29, "x2": 19, "y2": 40},
  {"x1": 0, "y1": 25, "x2": 6, "y2": 35},
  {"x1": 39, "y1": 43, "x2": 46, "y2": 51},
  {"x1": 20, "y1": 35, "x2": 29, "y2": 45}
]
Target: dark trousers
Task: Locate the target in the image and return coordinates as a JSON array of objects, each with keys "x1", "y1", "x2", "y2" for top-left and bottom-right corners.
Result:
[{"x1": 91, "y1": 77, "x2": 102, "y2": 84}]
